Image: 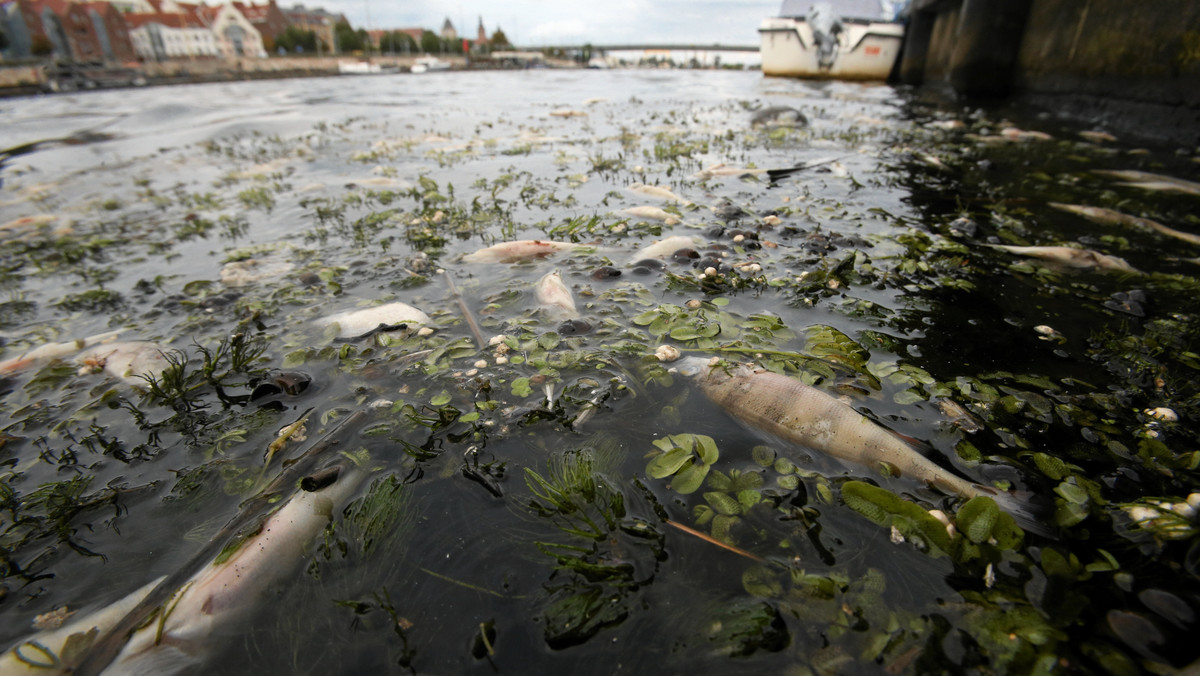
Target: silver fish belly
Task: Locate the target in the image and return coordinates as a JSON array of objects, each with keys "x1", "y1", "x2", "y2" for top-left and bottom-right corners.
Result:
[{"x1": 684, "y1": 358, "x2": 979, "y2": 498}]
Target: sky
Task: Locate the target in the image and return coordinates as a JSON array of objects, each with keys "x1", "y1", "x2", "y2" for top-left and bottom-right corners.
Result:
[{"x1": 294, "y1": 0, "x2": 783, "y2": 46}]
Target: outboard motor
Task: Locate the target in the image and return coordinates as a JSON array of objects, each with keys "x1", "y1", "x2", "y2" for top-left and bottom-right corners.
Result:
[{"x1": 808, "y1": 2, "x2": 844, "y2": 69}]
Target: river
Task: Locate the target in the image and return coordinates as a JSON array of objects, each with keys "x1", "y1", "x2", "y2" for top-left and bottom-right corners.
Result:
[{"x1": 2, "y1": 69, "x2": 1199, "y2": 674}]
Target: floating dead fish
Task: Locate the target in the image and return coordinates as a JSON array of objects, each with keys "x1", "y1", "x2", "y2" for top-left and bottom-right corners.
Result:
[
  {"x1": 692, "y1": 163, "x2": 767, "y2": 180},
  {"x1": 103, "y1": 466, "x2": 362, "y2": 675},
  {"x1": 75, "y1": 341, "x2": 172, "y2": 386},
  {"x1": 534, "y1": 271, "x2": 578, "y2": 319},
  {"x1": 1093, "y1": 170, "x2": 1200, "y2": 197},
  {"x1": 1049, "y1": 203, "x2": 1200, "y2": 247},
  {"x1": 626, "y1": 183, "x2": 691, "y2": 204},
  {"x1": 999, "y1": 127, "x2": 1053, "y2": 142},
  {"x1": 677, "y1": 357, "x2": 1043, "y2": 528},
  {"x1": 750, "y1": 106, "x2": 808, "y2": 129},
  {"x1": 1079, "y1": 130, "x2": 1117, "y2": 143},
  {"x1": 219, "y1": 257, "x2": 295, "y2": 287},
  {"x1": 318, "y1": 302, "x2": 431, "y2": 339},
  {"x1": 0, "y1": 577, "x2": 165, "y2": 674},
  {"x1": 628, "y1": 235, "x2": 698, "y2": 264},
  {"x1": 989, "y1": 244, "x2": 1138, "y2": 273},
  {"x1": 0, "y1": 330, "x2": 122, "y2": 375},
  {"x1": 462, "y1": 239, "x2": 583, "y2": 263},
  {"x1": 621, "y1": 206, "x2": 680, "y2": 225},
  {"x1": 549, "y1": 109, "x2": 587, "y2": 118}
]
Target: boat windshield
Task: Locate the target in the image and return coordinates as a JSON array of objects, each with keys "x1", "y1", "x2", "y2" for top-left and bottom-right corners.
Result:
[{"x1": 777, "y1": 0, "x2": 898, "y2": 20}]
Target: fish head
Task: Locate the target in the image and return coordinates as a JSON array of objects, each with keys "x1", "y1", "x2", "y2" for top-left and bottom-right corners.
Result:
[{"x1": 672, "y1": 355, "x2": 721, "y2": 377}]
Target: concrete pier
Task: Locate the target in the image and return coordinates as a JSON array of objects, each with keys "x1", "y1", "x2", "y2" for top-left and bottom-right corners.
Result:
[{"x1": 899, "y1": 0, "x2": 1200, "y2": 144}]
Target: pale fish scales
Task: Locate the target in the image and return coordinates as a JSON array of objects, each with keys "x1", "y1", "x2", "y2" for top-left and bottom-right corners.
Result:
[
  {"x1": 683, "y1": 358, "x2": 980, "y2": 499},
  {"x1": 106, "y1": 468, "x2": 365, "y2": 676},
  {"x1": 626, "y1": 183, "x2": 690, "y2": 204},
  {"x1": 535, "y1": 271, "x2": 578, "y2": 319},
  {"x1": 1094, "y1": 169, "x2": 1200, "y2": 195},
  {"x1": 318, "y1": 302, "x2": 431, "y2": 338},
  {"x1": 0, "y1": 577, "x2": 164, "y2": 675},
  {"x1": 76, "y1": 341, "x2": 172, "y2": 386},
  {"x1": 462, "y1": 239, "x2": 581, "y2": 263},
  {"x1": 621, "y1": 206, "x2": 680, "y2": 225},
  {"x1": 0, "y1": 330, "x2": 122, "y2": 375},
  {"x1": 1050, "y1": 203, "x2": 1200, "y2": 246},
  {"x1": 990, "y1": 244, "x2": 1137, "y2": 273},
  {"x1": 628, "y1": 235, "x2": 697, "y2": 264}
]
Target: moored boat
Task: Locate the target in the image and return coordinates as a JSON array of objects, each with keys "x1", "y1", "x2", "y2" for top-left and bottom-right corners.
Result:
[
  {"x1": 410, "y1": 56, "x2": 452, "y2": 73},
  {"x1": 759, "y1": 0, "x2": 904, "y2": 80}
]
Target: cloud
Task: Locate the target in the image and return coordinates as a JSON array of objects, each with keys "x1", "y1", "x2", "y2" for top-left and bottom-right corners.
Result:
[{"x1": 528, "y1": 19, "x2": 588, "y2": 40}]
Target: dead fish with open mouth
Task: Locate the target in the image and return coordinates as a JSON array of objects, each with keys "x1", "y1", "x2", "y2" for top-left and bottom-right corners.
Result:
[
  {"x1": 75, "y1": 342, "x2": 173, "y2": 386},
  {"x1": 0, "y1": 330, "x2": 122, "y2": 375},
  {"x1": 535, "y1": 271, "x2": 579, "y2": 319},
  {"x1": 675, "y1": 357, "x2": 1047, "y2": 532},
  {"x1": 988, "y1": 244, "x2": 1138, "y2": 273},
  {"x1": 1, "y1": 464, "x2": 367, "y2": 676}
]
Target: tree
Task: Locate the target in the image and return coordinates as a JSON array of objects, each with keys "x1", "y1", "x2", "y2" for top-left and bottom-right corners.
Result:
[
  {"x1": 274, "y1": 26, "x2": 317, "y2": 54},
  {"x1": 490, "y1": 27, "x2": 510, "y2": 49},
  {"x1": 419, "y1": 30, "x2": 440, "y2": 54},
  {"x1": 334, "y1": 20, "x2": 364, "y2": 53},
  {"x1": 379, "y1": 31, "x2": 416, "y2": 54}
]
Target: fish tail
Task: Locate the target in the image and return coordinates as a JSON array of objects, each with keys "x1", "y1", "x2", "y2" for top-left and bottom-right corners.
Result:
[{"x1": 975, "y1": 484, "x2": 1057, "y2": 538}]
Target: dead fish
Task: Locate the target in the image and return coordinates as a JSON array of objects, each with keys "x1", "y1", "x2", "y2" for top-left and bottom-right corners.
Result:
[
  {"x1": 318, "y1": 302, "x2": 431, "y2": 339},
  {"x1": 549, "y1": 109, "x2": 587, "y2": 118},
  {"x1": 621, "y1": 206, "x2": 680, "y2": 225},
  {"x1": 1079, "y1": 130, "x2": 1117, "y2": 143},
  {"x1": 628, "y1": 235, "x2": 698, "y2": 264},
  {"x1": 678, "y1": 357, "x2": 1041, "y2": 525},
  {"x1": 1094, "y1": 169, "x2": 1200, "y2": 197},
  {"x1": 462, "y1": 239, "x2": 582, "y2": 263},
  {"x1": 75, "y1": 342, "x2": 172, "y2": 387},
  {"x1": 0, "y1": 577, "x2": 165, "y2": 675},
  {"x1": 0, "y1": 330, "x2": 122, "y2": 375},
  {"x1": 219, "y1": 257, "x2": 295, "y2": 287},
  {"x1": 101, "y1": 466, "x2": 365, "y2": 675},
  {"x1": 692, "y1": 163, "x2": 767, "y2": 180},
  {"x1": 1050, "y1": 203, "x2": 1200, "y2": 247},
  {"x1": 626, "y1": 183, "x2": 691, "y2": 205},
  {"x1": 750, "y1": 106, "x2": 808, "y2": 129},
  {"x1": 534, "y1": 271, "x2": 578, "y2": 319},
  {"x1": 989, "y1": 244, "x2": 1138, "y2": 273},
  {"x1": 999, "y1": 127, "x2": 1053, "y2": 142}
]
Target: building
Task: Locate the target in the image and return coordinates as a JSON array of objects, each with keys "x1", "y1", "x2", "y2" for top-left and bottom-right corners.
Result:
[
  {"x1": 82, "y1": 0, "x2": 136, "y2": 61},
  {"x1": 439, "y1": 17, "x2": 453, "y2": 40},
  {"x1": 282, "y1": 3, "x2": 342, "y2": 54},
  {"x1": 122, "y1": 8, "x2": 219, "y2": 60},
  {"x1": 231, "y1": 0, "x2": 287, "y2": 52},
  {"x1": 193, "y1": 2, "x2": 265, "y2": 57},
  {"x1": 2, "y1": 0, "x2": 106, "y2": 61}
]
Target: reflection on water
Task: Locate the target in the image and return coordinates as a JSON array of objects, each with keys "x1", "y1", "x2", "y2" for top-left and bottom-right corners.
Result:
[{"x1": 2, "y1": 70, "x2": 1200, "y2": 673}]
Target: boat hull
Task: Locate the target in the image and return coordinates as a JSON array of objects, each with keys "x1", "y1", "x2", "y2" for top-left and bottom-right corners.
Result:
[{"x1": 759, "y1": 16, "x2": 903, "y2": 80}]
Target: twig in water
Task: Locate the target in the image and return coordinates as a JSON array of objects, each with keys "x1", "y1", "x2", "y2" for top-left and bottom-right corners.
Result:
[
  {"x1": 666, "y1": 519, "x2": 764, "y2": 562},
  {"x1": 445, "y1": 273, "x2": 485, "y2": 349}
]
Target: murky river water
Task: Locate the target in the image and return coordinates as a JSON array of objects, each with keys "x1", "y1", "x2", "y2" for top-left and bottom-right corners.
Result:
[{"x1": 2, "y1": 69, "x2": 1200, "y2": 674}]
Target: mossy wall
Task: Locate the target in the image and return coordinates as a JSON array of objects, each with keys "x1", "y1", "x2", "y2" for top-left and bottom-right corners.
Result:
[{"x1": 1014, "y1": 0, "x2": 1200, "y2": 106}]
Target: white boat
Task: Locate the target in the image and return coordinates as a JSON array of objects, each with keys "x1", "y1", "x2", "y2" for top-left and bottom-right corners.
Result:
[
  {"x1": 338, "y1": 61, "x2": 384, "y2": 75},
  {"x1": 410, "y1": 56, "x2": 451, "y2": 73},
  {"x1": 759, "y1": 0, "x2": 905, "y2": 80}
]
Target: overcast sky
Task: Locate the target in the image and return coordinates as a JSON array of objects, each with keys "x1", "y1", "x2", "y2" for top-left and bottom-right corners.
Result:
[{"x1": 299, "y1": 0, "x2": 782, "y2": 46}]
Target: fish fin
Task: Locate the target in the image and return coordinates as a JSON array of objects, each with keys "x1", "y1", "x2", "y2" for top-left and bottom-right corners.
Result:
[{"x1": 973, "y1": 484, "x2": 1058, "y2": 539}]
